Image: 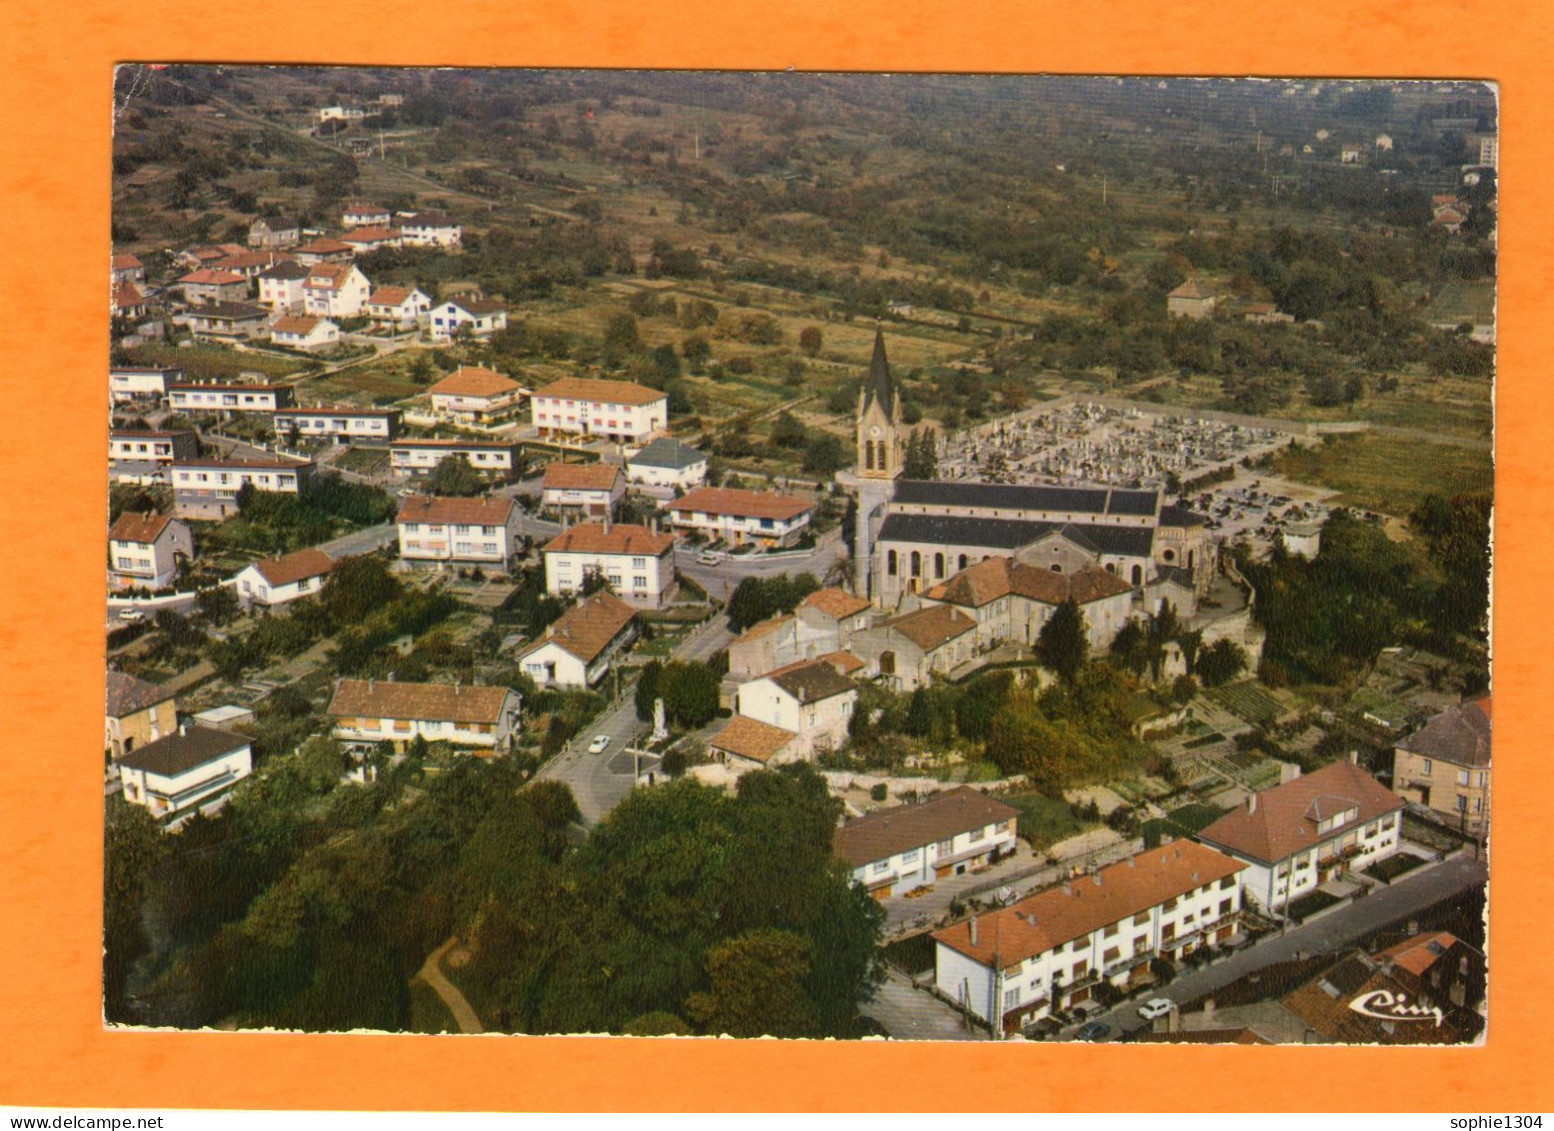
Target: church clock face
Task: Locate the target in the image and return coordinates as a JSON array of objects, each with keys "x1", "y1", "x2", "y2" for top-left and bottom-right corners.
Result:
[{"x1": 870, "y1": 427, "x2": 881, "y2": 438}]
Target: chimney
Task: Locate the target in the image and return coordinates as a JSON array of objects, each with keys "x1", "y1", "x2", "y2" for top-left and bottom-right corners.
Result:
[
  {"x1": 368, "y1": 678, "x2": 375, "y2": 692},
  {"x1": 1407, "y1": 919, "x2": 1420, "y2": 936},
  {"x1": 1248, "y1": 793, "x2": 1257, "y2": 815},
  {"x1": 968, "y1": 916, "x2": 978, "y2": 947},
  {"x1": 1092, "y1": 873, "x2": 1102, "y2": 887},
  {"x1": 178, "y1": 721, "x2": 187, "y2": 737},
  {"x1": 1062, "y1": 882, "x2": 1072, "y2": 896},
  {"x1": 1349, "y1": 749, "x2": 1359, "y2": 765},
  {"x1": 1203, "y1": 997, "x2": 1216, "y2": 1024}
]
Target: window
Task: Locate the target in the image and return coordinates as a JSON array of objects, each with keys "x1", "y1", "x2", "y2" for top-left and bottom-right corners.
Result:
[
  {"x1": 1103, "y1": 946, "x2": 1121, "y2": 964},
  {"x1": 872, "y1": 861, "x2": 890, "y2": 875},
  {"x1": 1071, "y1": 961, "x2": 1088, "y2": 980},
  {"x1": 632, "y1": 558, "x2": 647, "y2": 569},
  {"x1": 1134, "y1": 911, "x2": 1150, "y2": 926},
  {"x1": 1457, "y1": 769, "x2": 1471, "y2": 787},
  {"x1": 969, "y1": 826, "x2": 986, "y2": 843},
  {"x1": 1457, "y1": 795, "x2": 1469, "y2": 813},
  {"x1": 1422, "y1": 759, "x2": 1433, "y2": 774},
  {"x1": 1220, "y1": 875, "x2": 1236, "y2": 890},
  {"x1": 1004, "y1": 988, "x2": 1019, "y2": 1010},
  {"x1": 1163, "y1": 897, "x2": 1178, "y2": 911},
  {"x1": 902, "y1": 849, "x2": 920, "y2": 865},
  {"x1": 634, "y1": 576, "x2": 647, "y2": 589},
  {"x1": 1133, "y1": 934, "x2": 1149, "y2": 952},
  {"x1": 937, "y1": 839, "x2": 954, "y2": 855},
  {"x1": 887, "y1": 550, "x2": 898, "y2": 577},
  {"x1": 1104, "y1": 923, "x2": 1119, "y2": 938},
  {"x1": 1218, "y1": 898, "x2": 1232, "y2": 916}
]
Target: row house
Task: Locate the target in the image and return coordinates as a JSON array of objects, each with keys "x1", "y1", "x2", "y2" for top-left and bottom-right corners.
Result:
[
  {"x1": 1392, "y1": 697, "x2": 1492, "y2": 835},
  {"x1": 275, "y1": 405, "x2": 402, "y2": 442},
  {"x1": 105, "y1": 670, "x2": 177, "y2": 761},
  {"x1": 835, "y1": 787, "x2": 1020, "y2": 900},
  {"x1": 918, "y1": 557, "x2": 1134, "y2": 653},
  {"x1": 248, "y1": 216, "x2": 301, "y2": 249},
  {"x1": 234, "y1": 548, "x2": 335, "y2": 609},
  {"x1": 270, "y1": 315, "x2": 340, "y2": 352},
  {"x1": 530, "y1": 377, "x2": 668, "y2": 445},
  {"x1": 848, "y1": 603, "x2": 978, "y2": 692},
  {"x1": 257, "y1": 262, "x2": 312, "y2": 312},
  {"x1": 303, "y1": 263, "x2": 372, "y2": 319},
  {"x1": 625, "y1": 437, "x2": 709, "y2": 491},
  {"x1": 1196, "y1": 758, "x2": 1404, "y2": 916},
  {"x1": 110, "y1": 365, "x2": 182, "y2": 403},
  {"x1": 187, "y1": 303, "x2": 270, "y2": 342},
  {"x1": 341, "y1": 202, "x2": 391, "y2": 228},
  {"x1": 294, "y1": 237, "x2": 355, "y2": 266},
  {"x1": 539, "y1": 462, "x2": 625, "y2": 518},
  {"x1": 389, "y1": 438, "x2": 521, "y2": 479},
  {"x1": 341, "y1": 226, "x2": 403, "y2": 254},
  {"x1": 180, "y1": 268, "x2": 250, "y2": 306},
  {"x1": 733, "y1": 658, "x2": 857, "y2": 759},
  {"x1": 328, "y1": 678, "x2": 522, "y2": 753},
  {"x1": 428, "y1": 296, "x2": 509, "y2": 341},
  {"x1": 171, "y1": 457, "x2": 313, "y2": 520},
  {"x1": 667, "y1": 486, "x2": 812, "y2": 549},
  {"x1": 517, "y1": 591, "x2": 640, "y2": 689},
  {"x1": 934, "y1": 841, "x2": 1247, "y2": 1033},
  {"x1": 109, "y1": 430, "x2": 199, "y2": 482},
  {"x1": 399, "y1": 211, "x2": 462, "y2": 248},
  {"x1": 118, "y1": 724, "x2": 254, "y2": 822},
  {"x1": 168, "y1": 382, "x2": 294, "y2": 414},
  {"x1": 108, "y1": 512, "x2": 193, "y2": 590},
  {"x1": 396, "y1": 494, "x2": 522, "y2": 569},
  {"x1": 365, "y1": 285, "x2": 432, "y2": 329},
  {"x1": 426, "y1": 366, "x2": 525, "y2": 424},
  {"x1": 542, "y1": 521, "x2": 676, "y2": 609}
]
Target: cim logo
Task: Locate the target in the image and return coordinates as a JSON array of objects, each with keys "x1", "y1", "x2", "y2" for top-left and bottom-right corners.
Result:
[{"x1": 1347, "y1": 989, "x2": 1444, "y2": 1027}]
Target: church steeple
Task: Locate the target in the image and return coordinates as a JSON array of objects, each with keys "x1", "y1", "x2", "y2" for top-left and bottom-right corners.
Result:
[{"x1": 856, "y1": 328, "x2": 902, "y2": 480}]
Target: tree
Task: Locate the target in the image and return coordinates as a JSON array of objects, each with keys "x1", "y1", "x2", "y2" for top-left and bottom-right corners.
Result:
[
  {"x1": 104, "y1": 800, "x2": 167, "y2": 1021},
  {"x1": 602, "y1": 312, "x2": 642, "y2": 362},
  {"x1": 801, "y1": 433, "x2": 846, "y2": 475},
  {"x1": 425, "y1": 455, "x2": 484, "y2": 496},
  {"x1": 660, "y1": 660, "x2": 720, "y2": 728},
  {"x1": 798, "y1": 326, "x2": 823, "y2": 356},
  {"x1": 635, "y1": 659, "x2": 664, "y2": 722},
  {"x1": 1195, "y1": 639, "x2": 1248, "y2": 687},
  {"x1": 903, "y1": 428, "x2": 938, "y2": 479},
  {"x1": 769, "y1": 411, "x2": 808, "y2": 449},
  {"x1": 320, "y1": 555, "x2": 403, "y2": 628},
  {"x1": 1036, "y1": 599, "x2": 1088, "y2": 684},
  {"x1": 196, "y1": 585, "x2": 240, "y2": 625},
  {"x1": 685, "y1": 928, "x2": 818, "y2": 1037}
]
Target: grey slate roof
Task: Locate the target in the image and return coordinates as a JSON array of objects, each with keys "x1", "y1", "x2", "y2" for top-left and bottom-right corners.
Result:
[
  {"x1": 877, "y1": 513, "x2": 1155, "y2": 557},
  {"x1": 1398, "y1": 699, "x2": 1491, "y2": 767},
  {"x1": 892, "y1": 479, "x2": 1160, "y2": 519},
  {"x1": 1159, "y1": 503, "x2": 1208, "y2": 527},
  {"x1": 860, "y1": 329, "x2": 897, "y2": 419},
  {"x1": 106, "y1": 670, "x2": 174, "y2": 718},
  {"x1": 767, "y1": 659, "x2": 856, "y2": 704},
  {"x1": 629, "y1": 437, "x2": 706, "y2": 471},
  {"x1": 118, "y1": 725, "x2": 249, "y2": 777}
]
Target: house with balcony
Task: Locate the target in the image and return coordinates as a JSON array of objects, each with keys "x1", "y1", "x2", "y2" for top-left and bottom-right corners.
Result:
[
  {"x1": 1392, "y1": 697, "x2": 1491, "y2": 835},
  {"x1": 428, "y1": 296, "x2": 509, "y2": 341},
  {"x1": 835, "y1": 786, "x2": 1020, "y2": 900},
  {"x1": 110, "y1": 365, "x2": 182, "y2": 403},
  {"x1": 187, "y1": 302, "x2": 270, "y2": 342},
  {"x1": 109, "y1": 430, "x2": 199, "y2": 483},
  {"x1": 233, "y1": 548, "x2": 334, "y2": 609},
  {"x1": 340, "y1": 226, "x2": 403, "y2": 254},
  {"x1": 389, "y1": 438, "x2": 522, "y2": 479},
  {"x1": 396, "y1": 494, "x2": 521, "y2": 569},
  {"x1": 327, "y1": 678, "x2": 522, "y2": 752},
  {"x1": 625, "y1": 436, "x2": 708, "y2": 491},
  {"x1": 732, "y1": 658, "x2": 856, "y2": 759},
  {"x1": 275, "y1": 405, "x2": 402, "y2": 442},
  {"x1": 108, "y1": 512, "x2": 194, "y2": 590},
  {"x1": 1196, "y1": 757, "x2": 1404, "y2": 916},
  {"x1": 303, "y1": 263, "x2": 372, "y2": 319},
  {"x1": 540, "y1": 462, "x2": 626, "y2": 518},
  {"x1": 118, "y1": 724, "x2": 253, "y2": 821},
  {"x1": 171, "y1": 457, "x2": 313, "y2": 520},
  {"x1": 426, "y1": 366, "x2": 526, "y2": 424},
  {"x1": 257, "y1": 261, "x2": 311, "y2": 312},
  {"x1": 180, "y1": 268, "x2": 250, "y2": 306},
  {"x1": 168, "y1": 381, "x2": 294, "y2": 415},
  {"x1": 294, "y1": 237, "x2": 355, "y2": 266},
  {"x1": 341, "y1": 202, "x2": 391, "y2": 229},
  {"x1": 399, "y1": 211, "x2": 462, "y2": 248},
  {"x1": 516, "y1": 591, "x2": 640, "y2": 689},
  {"x1": 365, "y1": 285, "x2": 432, "y2": 329},
  {"x1": 530, "y1": 377, "x2": 668, "y2": 445},
  {"x1": 542, "y1": 521, "x2": 676, "y2": 609},
  {"x1": 105, "y1": 670, "x2": 178, "y2": 762},
  {"x1": 666, "y1": 486, "x2": 813, "y2": 549},
  {"x1": 270, "y1": 315, "x2": 340, "y2": 352},
  {"x1": 934, "y1": 840, "x2": 1247, "y2": 1033}
]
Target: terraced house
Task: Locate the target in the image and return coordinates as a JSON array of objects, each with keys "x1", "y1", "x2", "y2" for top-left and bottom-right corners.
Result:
[
  {"x1": 171, "y1": 456, "x2": 313, "y2": 520},
  {"x1": 530, "y1": 376, "x2": 668, "y2": 445},
  {"x1": 666, "y1": 486, "x2": 813, "y2": 549},
  {"x1": 168, "y1": 381, "x2": 294, "y2": 414},
  {"x1": 275, "y1": 404, "x2": 402, "y2": 441},
  {"x1": 388, "y1": 438, "x2": 521, "y2": 478}
]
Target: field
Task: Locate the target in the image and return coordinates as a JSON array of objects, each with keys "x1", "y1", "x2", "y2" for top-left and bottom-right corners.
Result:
[
  {"x1": 292, "y1": 358, "x2": 428, "y2": 406},
  {"x1": 1208, "y1": 681, "x2": 1288, "y2": 727},
  {"x1": 120, "y1": 343, "x2": 305, "y2": 382},
  {"x1": 334, "y1": 446, "x2": 390, "y2": 474},
  {"x1": 1001, "y1": 791, "x2": 1089, "y2": 849},
  {"x1": 1424, "y1": 281, "x2": 1496, "y2": 327},
  {"x1": 1265, "y1": 432, "x2": 1493, "y2": 515}
]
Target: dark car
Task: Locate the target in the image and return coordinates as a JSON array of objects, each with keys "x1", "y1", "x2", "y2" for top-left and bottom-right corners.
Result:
[{"x1": 1074, "y1": 1021, "x2": 1112, "y2": 1042}]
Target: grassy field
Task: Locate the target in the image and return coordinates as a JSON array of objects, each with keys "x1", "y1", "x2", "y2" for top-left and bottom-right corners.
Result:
[
  {"x1": 1424, "y1": 281, "x2": 1496, "y2": 326},
  {"x1": 1265, "y1": 432, "x2": 1493, "y2": 515},
  {"x1": 293, "y1": 358, "x2": 427, "y2": 406},
  {"x1": 1208, "y1": 681, "x2": 1288, "y2": 727},
  {"x1": 1002, "y1": 791, "x2": 1089, "y2": 849},
  {"x1": 334, "y1": 446, "x2": 390, "y2": 474},
  {"x1": 122, "y1": 343, "x2": 304, "y2": 381},
  {"x1": 1164, "y1": 803, "x2": 1229, "y2": 835}
]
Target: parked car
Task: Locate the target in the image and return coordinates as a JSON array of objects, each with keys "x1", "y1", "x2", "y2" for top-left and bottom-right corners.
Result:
[
  {"x1": 587, "y1": 734, "x2": 611, "y2": 754},
  {"x1": 1137, "y1": 997, "x2": 1174, "y2": 1020},
  {"x1": 1075, "y1": 1021, "x2": 1112, "y2": 1042},
  {"x1": 696, "y1": 551, "x2": 724, "y2": 565},
  {"x1": 118, "y1": 609, "x2": 146, "y2": 624}
]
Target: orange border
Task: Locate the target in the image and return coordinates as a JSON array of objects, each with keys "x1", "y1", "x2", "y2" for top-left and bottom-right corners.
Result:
[{"x1": 1, "y1": 0, "x2": 1549, "y2": 1113}]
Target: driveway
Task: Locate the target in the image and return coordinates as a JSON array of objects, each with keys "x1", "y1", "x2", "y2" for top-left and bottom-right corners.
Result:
[{"x1": 861, "y1": 967, "x2": 983, "y2": 1041}]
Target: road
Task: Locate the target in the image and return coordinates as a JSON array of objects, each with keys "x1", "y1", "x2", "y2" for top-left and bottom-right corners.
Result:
[
  {"x1": 536, "y1": 615, "x2": 734, "y2": 825},
  {"x1": 1065, "y1": 851, "x2": 1488, "y2": 1042},
  {"x1": 860, "y1": 967, "x2": 982, "y2": 1041}
]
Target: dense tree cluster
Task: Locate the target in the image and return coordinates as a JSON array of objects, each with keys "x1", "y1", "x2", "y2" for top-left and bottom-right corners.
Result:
[{"x1": 725, "y1": 573, "x2": 821, "y2": 632}]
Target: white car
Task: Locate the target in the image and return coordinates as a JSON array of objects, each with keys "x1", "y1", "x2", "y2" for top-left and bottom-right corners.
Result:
[
  {"x1": 118, "y1": 609, "x2": 146, "y2": 624},
  {"x1": 587, "y1": 734, "x2": 611, "y2": 755},
  {"x1": 1137, "y1": 997, "x2": 1174, "y2": 1020},
  {"x1": 696, "y1": 551, "x2": 724, "y2": 565}
]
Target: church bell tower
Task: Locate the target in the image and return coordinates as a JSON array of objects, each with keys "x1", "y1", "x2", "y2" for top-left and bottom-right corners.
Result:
[{"x1": 856, "y1": 329, "x2": 902, "y2": 480}]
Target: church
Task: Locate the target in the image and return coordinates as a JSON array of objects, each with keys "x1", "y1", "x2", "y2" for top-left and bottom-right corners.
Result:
[{"x1": 850, "y1": 331, "x2": 1215, "y2": 615}]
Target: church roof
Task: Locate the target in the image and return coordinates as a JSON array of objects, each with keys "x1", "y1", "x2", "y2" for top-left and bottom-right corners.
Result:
[
  {"x1": 877, "y1": 512, "x2": 1156, "y2": 557},
  {"x1": 860, "y1": 329, "x2": 897, "y2": 420}
]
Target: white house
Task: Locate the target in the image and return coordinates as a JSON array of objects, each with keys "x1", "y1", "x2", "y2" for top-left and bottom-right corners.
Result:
[
  {"x1": 539, "y1": 462, "x2": 626, "y2": 518},
  {"x1": 340, "y1": 226, "x2": 403, "y2": 254},
  {"x1": 341, "y1": 202, "x2": 391, "y2": 228},
  {"x1": 168, "y1": 382, "x2": 294, "y2": 414},
  {"x1": 180, "y1": 268, "x2": 250, "y2": 306},
  {"x1": 934, "y1": 840, "x2": 1248, "y2": 1033},
  {"x1": 365, "y1": 285, "x2": 432, "y2": 329},
  {"x1": 303, "y1": 263, "x2": 372, "y2": 319},
  {"x1": 108, "y1": 512, "x2": 194, "y2": 590},
  {"x1": 428, "y1": 297, "x2": 509, "y2": 341},
  {"x1": 270, "y1": 315, "x2": 340, "y2": 352},
  {"x1": 399, "y1": 211, "x2": 462, "y2": 248},
  {"x1": 110, "y1": 365, "x2": 182, "y2": 403},
  {"x1": 625, "y1": 437, "x2": 709, "y2": 491},
  {"x1": 530, "y1": 377, "x2": 668, "y2": 445},
  {"x1": 426, "y1": 366, "x2": 526, "y2": 424},
  {"x1": 118, "y1": 724, "x2": 254, "y2": 821},
  {"x1": 733, "y1": 658, "x2": 857, "y2": 758},
  {"x1": 257, "y1": 261, "x2": 312, "y2": 312},
  {"x1": 516, "y1": 591, "x2": 640, "y2": 689},
  {"x1": 234, "y1": 548, "x2": 334, "y2": 609},
  {"x1": 390, "y1": 438, "x2": 522, "y2": 479},
  {"x1": 109, "y1": 430, "x2": 200, "y2": 482},
  {"x1": 171, "y1": 457, "x2": 313, "y2": 520},
  {"x1": 834, "y1": 787, "x2": 1021, "y2": 899},
  {"x1": 1280, "y1": 523, "x2": 1323, "y2": 560},
  {"x1": 1196, "y1": 758, "x2": 1404, "y2": 916},
  {"x1": 328, "y1": 679, "x2": 523, "y2": 752},
  {"x1": 396, "y1": 494, "x2": 522, "y2": 568},
  {"x1": 319, "y1": 107, "x2": 368, "y2": 125},
  {"x1": 275, "y1": 405, "x2": 403, "y2": 441},
  {"x1": 111, "y1": 253, "x2": 146, "y2": 285},
  {"x1": 666, "y1": 486, "x2": 813, "y2": 549},
  {"x1": 294, "y1": 238, "x2": 354, "y2": 266},
  {"x1": 542, "y1": 521, "x2": 677, "y2": 609},
  {"x1": 187, "y1": 303, "x2": 270, "y2": 342}
]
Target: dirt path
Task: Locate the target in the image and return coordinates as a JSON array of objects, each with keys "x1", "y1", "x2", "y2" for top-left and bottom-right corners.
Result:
[{"x1": 414, "y1": 936, "x2": 483, "y2": 1034}]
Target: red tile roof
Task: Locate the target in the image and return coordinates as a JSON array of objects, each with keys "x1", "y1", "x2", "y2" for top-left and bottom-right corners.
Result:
[
  {"x1": 543, "y1": 522, "x2": 674, "y2": 557},
  {"x1": 111, "y1": 253, "x2": 143, "y2": 270},
  {"x1": 541, "y1": 462, "x2": 623, "y2": 492},
  {"x1": 517, "y1": 591, "x2": 638, "y2": 664},
  {"x1": 801, "y1": 587, "x2": 872, "y2": 620},
  {"x1": 397, "y1": 494, "x2": 517, "y2": 527},
  {"x1": 934, "y1": 841, "x2": 1246, "y2": 968},
  {"x1": 708, "y1": 716, "x2": 797, "y2": 765},
  {"x1": 1196, "y1": 760, "x2": 1403, "y2": 866},
  {"x1": 297, "y1": 237, "x2": 353, "y2": 254},
  {"x1": 112, "y1": 280, "x2": 146, "y2": 311},
  {"x1": 534, "y1": 376, "x2": 667, "y2": 407},
  {"x1": 427, "y1": 366, "x2": 522, "y2": 399},
  {"x1": 926, "y1": 558, "x2": 1132, "y2": 609},
  {"x1": 672, "y1": 486, "x2": 812, "y2": 522},
  {"x1": 250, "y1": 548, "x2": 334, "y2": 588},
  {"x1": 304, "y1": 263, "x2": 357, "y2": 291},
  {"x1": 108, "y1": 512, "x2": 175, "y2": 544},
  {"x1": 877, "y1": 604, "x2": 977, "y2": 652},
  {"x1": 328, "y1": 679, "x2": 513, "y2": 725},
  {"x1": 368, "y1": 285, "x2": 420, "y2": 307},
  {"x1": 1376, "y1": 932, "x2": 1458, "y2": 978},
  {"x1": 272, "y1": 315, "x2": 328, "y2": 335},
  {"x1": 180, "y1": 269, "x2": 246, "y2": 286}
]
